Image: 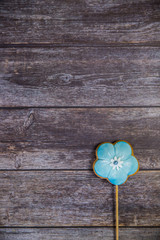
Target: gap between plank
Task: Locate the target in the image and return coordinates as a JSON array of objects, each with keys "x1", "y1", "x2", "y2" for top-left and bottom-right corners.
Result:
[
  {"x1": 0, "y1": 106, "x2": 160, "y2": 109},
  {"x1": 0, "y1": 226, "x2": 159, "y2": 229},
  {"x1": 0, "y1": 42, "x2": 160, "y2": 48},
  {"x1": 0, "y1": 169, "x2": 159, "y2": 172}
]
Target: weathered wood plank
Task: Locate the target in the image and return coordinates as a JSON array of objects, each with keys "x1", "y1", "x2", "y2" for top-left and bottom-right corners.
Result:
[
  {"x1": 0, "y1": 108, "x2": 159, "y2": 170},
  {"x1": 0, "y1": 171, "x2": 159, "y2": 226},
  {"x1": 0, "y1": 227, "x2": 159, "y2": 240},
  {"x1": 0, "y1": 0, "x2": 160, "y2": 45},
  {"x1": 0, "y1": 47, "x2": 160, "y2": 107}
]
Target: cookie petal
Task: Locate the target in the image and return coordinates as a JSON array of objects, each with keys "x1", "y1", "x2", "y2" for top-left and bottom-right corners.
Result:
[
  {"x1": 97, "y1": 143, "x2": 115, "y2": 160},
  {"x1": 94, "y1": 160, "x2": 112, "y2": 178},
  {"x1": 108, "y1": 168, "x2": 128, "y2": 185},
  {"x1": 125, "y1": 156, "x2": 139, "y2": 175},
  {"x1": 114, "y1": 141, "x2": 132, "y2": 161}
]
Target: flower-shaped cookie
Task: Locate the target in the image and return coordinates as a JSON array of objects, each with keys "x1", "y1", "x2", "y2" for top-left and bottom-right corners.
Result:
[{"x1": 93, "y1": 140, "x2": 139, "y2": 185}]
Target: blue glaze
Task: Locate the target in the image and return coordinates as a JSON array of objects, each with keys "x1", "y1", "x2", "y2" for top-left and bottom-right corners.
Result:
[{"x1": 93, "y1": 141, "x2": 139, "y2": 185}]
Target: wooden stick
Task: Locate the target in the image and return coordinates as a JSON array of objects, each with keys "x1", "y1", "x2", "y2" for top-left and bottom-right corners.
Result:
[{"x1": 116, "y1": 185, "x2": 119, "y2": 240}]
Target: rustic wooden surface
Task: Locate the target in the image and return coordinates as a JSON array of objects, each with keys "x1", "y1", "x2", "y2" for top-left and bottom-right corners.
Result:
[
  {"x1": 0, "y1": 228, "x2": 159, "y2": 240},
  {"x1": 0, "y1": 171, "x2": 159, "y2": 226},
  {"x1": 0, "y1": 47, "x2": 160, "y2": 107},
  {"x1": 0, "y1": 108, "x2": 159, "y2": 170},
  {"x1": 0, "y1": 0, "x2": 160, "y2": 239},
  {"x1": 0, "y1": 0, "x2": 160, "y2": 45}
]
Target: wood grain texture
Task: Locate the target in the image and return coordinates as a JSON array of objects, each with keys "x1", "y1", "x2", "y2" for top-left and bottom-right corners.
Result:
[
  {"x1": 0, "y1": 108, "x2": 159, "y2": 170},
  {"x1": 0, "y1": 171, "x2": 159, "y2": 226},
  {"x1": 0, "y1": 0, "x2": 160, "y2": 45},
  {"x1": 0, "y1": 47, "x2": 160, "y2": 107},
  {"x1": 1, "y1": 0, "x2": 160, "y2": 236},
  {"x1": 0, "y1": 227, "x2": 159, "y2": 240}
]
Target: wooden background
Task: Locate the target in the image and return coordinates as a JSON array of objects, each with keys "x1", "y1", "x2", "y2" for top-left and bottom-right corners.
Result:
[{"x1": 0, "y1": 0, "x2": 160, "y2": 239}]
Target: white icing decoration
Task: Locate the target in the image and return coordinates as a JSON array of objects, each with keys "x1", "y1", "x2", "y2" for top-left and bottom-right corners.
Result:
[{"x1": 110, "y1": 156, "x2": 123, "y2": 171}]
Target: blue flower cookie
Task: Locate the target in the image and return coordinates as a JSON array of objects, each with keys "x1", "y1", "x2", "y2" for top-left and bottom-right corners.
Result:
[{"x1": 93, "y1": 140, "x2": 139, "y2": 185}]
